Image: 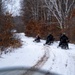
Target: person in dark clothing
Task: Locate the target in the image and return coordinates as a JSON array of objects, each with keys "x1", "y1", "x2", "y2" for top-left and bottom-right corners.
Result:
[
  {"x1": 33, "y1": 34, "x2": 41, "y2": 42},
  {"x1": 58, "y1": 33, "x2": 69, "y2": 49},
  {"x1": 44, "y1": 33, "x2": 54, "y2": 45}
]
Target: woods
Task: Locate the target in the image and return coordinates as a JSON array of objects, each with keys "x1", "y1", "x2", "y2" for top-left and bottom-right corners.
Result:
[
  {"x1": 22, "y1": 0, "x2": 75, "y2": 42},
  {"x1": 0, "y1": 1, "x2": 21, "y2": 52},
  {"x1": 0, "y1": 0, "x2": 75, "y2": 50}
]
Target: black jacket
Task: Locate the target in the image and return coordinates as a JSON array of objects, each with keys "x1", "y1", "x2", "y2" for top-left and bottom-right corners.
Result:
[{"x1": 60, "y1": 34, "x2": 69, "y2": 43}]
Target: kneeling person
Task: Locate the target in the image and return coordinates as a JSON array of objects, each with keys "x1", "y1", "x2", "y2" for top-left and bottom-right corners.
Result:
[
  {"x1": 58, "y1": 33, "x2": 69, "y2": 49},
  {"x1": 44, "y1": 33, "x2": 54, "y2": 45},
  {"x1": 33, "y1": 34, "x2": 41, "y2": 42}
]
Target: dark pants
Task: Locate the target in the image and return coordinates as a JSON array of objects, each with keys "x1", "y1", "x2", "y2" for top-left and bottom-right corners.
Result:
[
  {"x1": 59, "y1": 41, "x2": 69, "y2": 49},
  {"x1": 33, "y1": 39, "x2": 40, "y2": 42},
  {"x1": 45, "y1": 39, "x2": 54, "y2": 45}
]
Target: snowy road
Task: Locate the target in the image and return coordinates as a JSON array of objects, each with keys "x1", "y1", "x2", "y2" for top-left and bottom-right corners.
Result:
[
  {"x1": 42, "y1": 43, "x2": 75, "y2": 75},
  {"x1": 50, "y1": 49, "x2": 75, "y2": 75},
  {"x1": 22, "y1": 45, "x2": 49, "y2": 75},
  {"x1": 0, "y1": 33, "x2": 75, "y2": 75}
]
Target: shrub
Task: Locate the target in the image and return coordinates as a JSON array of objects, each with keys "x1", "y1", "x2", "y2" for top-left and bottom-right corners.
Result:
[
  {"x1": 0, "y1": 13, "x2": 22, "y2": 53},
  {"x1": 25, "y1": 20, "x2": 61, "y2": 40}
]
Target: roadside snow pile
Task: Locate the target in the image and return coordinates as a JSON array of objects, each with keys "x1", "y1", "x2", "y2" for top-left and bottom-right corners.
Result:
[{"x1": 0, "y1": 33, "x2": 44, "y2": 68}]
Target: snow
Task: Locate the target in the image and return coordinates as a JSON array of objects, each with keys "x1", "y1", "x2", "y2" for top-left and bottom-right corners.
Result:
[
  {"x1": 42, "y1": 42, "x2": 75, "y2": 75},
  {"x1": 0, "y1": 33, "x2": 45, "y2": 68},
  {"x1": 0, "y1": 33, "x2": 75, "y2": 75}
]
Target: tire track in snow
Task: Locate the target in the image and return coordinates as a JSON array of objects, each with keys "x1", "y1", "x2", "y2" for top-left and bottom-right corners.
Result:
[
  {"x1": 22, "y1": 45, "x2": 50, "y2": 75},
  {"x1": 49, "y1": 48, "x2": 56, "y2": 71},
  {"x1": 44, "y1": 46, "x2": 56, "y2": 72},
  {"x1": 47, "y1": 47, "x2": 75, "y2": 75},
  {"x1": 49, "y1": 50, "x2": 69, "y2": 75}
]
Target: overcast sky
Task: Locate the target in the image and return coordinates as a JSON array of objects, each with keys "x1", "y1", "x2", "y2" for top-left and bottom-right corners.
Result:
[{"x1": 2, "y1": 0, "x2": 21, "y2": 16}]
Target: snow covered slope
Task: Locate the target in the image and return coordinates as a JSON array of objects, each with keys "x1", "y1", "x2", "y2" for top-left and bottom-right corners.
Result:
[{"x1": 0, "y1": 33, "x2": 75, "y2": 75}]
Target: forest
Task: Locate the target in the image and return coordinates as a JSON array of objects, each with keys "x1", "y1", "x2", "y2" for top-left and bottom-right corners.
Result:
[
  {"x1": 0, "y1": 0, "x2": 75, "y2": 50},
  {"x1": 22, "y1": 0, "x2": 75, "y2": 42}
]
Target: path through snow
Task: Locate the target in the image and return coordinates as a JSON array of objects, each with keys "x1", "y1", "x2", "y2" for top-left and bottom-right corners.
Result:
[
  {"x1": 0, "y1": 33, "x2": 75, "y2": 75},
  {"x1": 41, "y1": 42, "x2": 75, "y2": 75},
  {"x1": 22, "y1": 45, "x2": 50, "y2": 75}
]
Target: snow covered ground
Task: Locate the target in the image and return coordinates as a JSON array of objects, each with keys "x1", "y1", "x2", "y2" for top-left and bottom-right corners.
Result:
[{"x1": 0, "y1": 33, "x2": 75, "y2": 75}]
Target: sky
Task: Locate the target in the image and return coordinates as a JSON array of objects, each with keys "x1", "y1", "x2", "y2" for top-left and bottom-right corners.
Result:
[{"x1": 2, "y1": 0, "x2": 21, "y2": 16}]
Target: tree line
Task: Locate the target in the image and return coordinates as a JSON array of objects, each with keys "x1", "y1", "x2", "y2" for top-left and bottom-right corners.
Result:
[
  {"x1": 22, "y1": 0, "x2": 75, "y2": 43},
  {"x1": 0, "y1": 0, "x2": 21, "y2": 53},
  {"x1": 0, "y1": 0, "x2": 75, "y2": 44}
]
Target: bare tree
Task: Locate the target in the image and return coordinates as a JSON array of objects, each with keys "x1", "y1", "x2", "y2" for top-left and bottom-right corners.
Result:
[
  {"x1": 22, "y1": 0, "x2": 75, "y2": 29},
  {"x1": 0, "y1": 0, "x2": 3, "y2": 32},
  {"x1": 22, "y1": 0, "x2": 51, "y2": 24},
  {"x1": 0, "y1": 0, "x2": 2, "y2": 15},
  {"x1": 44, "y1": 0, "x2": 75, "y2": 31}
]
